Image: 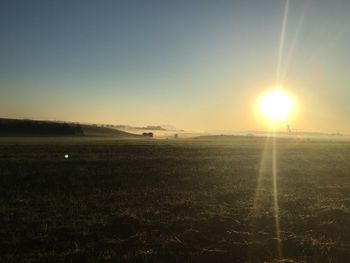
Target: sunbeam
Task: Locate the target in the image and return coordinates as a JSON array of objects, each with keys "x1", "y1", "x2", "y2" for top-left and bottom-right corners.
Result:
[
  {"x1": 252, "y1": 136, "x2": 271, "y2": 214},
  {"x1": 272, "y1": 126, "x2": 282, "y2": 259},
  {"x1": 252, "y1": 129, "x2": 282, "y2": 259},
  {"x1": 272, "y1": 0, "x2": 292, "y2": 258},
  {"x1": 276, "y1": 0, "x2": 290, "y2": 87},
  {"x1": 280, "y1": 0, "x2": 309, "y2": 83}
]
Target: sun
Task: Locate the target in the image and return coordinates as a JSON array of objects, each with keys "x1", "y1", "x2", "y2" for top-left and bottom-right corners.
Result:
[{"x1": 259, "y1": 89, "x2": 294, "y2": 123}]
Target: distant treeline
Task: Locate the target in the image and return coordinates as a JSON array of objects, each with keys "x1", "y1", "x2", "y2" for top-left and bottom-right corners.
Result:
[{"x1": 0, "y1": 119, "x2": 83, "y2": 136}]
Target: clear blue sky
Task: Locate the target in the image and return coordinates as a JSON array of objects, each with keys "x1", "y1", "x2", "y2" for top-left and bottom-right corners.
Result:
[{"x1": 1, "y1": 0, "x2": 350, "y2": 132}]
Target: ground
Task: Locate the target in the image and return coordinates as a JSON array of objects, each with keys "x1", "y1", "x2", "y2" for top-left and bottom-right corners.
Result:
[{"x1": 1, "y1": 136, "x2": 350, "y2": 262}]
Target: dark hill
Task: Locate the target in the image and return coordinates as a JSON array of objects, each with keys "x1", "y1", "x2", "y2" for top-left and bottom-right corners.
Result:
[
  {"x1": 0, "y1": 118, "x2": 83, "y2": 136},
  {"x1": 80, "y1": 124, "x2": 139, "y2": 137},
  {"x1": 0, "y1": 118, "x2": 139, "y2": 137}
]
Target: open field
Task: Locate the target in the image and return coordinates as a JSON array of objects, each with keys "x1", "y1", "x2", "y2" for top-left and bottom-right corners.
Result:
[{"x1": 1, "y1": 136, "x2": 350, "y2": 262}]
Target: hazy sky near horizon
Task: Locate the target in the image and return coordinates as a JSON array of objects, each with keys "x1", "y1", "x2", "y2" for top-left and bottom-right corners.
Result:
[{"x1": 1, "y1": 0, "x2": 350, "y2": 133}]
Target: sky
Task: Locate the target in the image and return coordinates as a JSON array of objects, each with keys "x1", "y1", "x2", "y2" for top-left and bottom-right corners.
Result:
[{"x1": 1, "y1": 0, "x2": 350, "y2": 133}]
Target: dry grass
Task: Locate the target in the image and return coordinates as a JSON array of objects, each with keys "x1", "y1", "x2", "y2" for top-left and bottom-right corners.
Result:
[{"x1": 0, "y1": 136, "x2": 350, "y2": 262}]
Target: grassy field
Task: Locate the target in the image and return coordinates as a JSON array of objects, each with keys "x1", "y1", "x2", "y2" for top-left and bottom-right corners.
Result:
[{"x1": 1, "y1": 136, "x2": 350, "y2": 262}]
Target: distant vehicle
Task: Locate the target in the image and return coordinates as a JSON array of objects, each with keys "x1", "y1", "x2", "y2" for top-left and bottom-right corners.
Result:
[{"x1": 142, "y1": 132, "x2": 154, "y2": 138}]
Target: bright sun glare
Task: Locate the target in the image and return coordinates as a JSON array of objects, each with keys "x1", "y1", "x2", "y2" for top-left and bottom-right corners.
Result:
[{"x1": 259, "y1": 89, "x2": 294, "y2": 123}]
